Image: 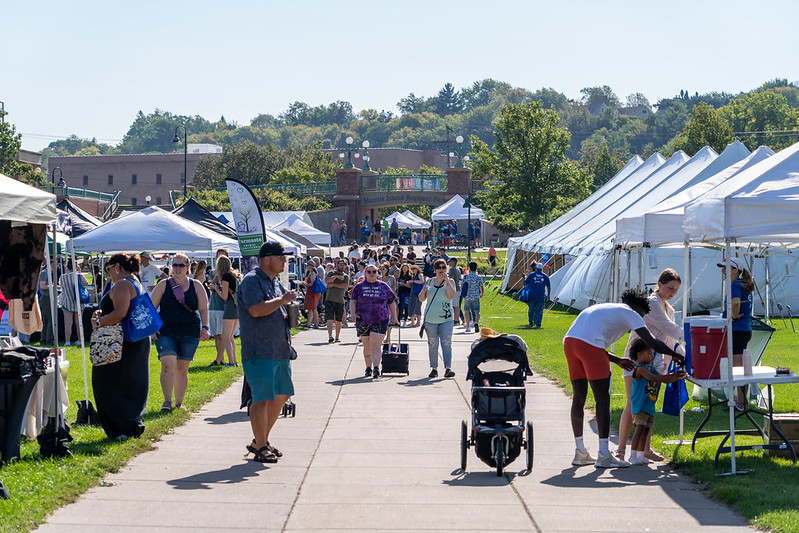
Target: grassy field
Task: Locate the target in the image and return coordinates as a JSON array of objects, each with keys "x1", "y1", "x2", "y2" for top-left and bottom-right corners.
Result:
[
  {"x1": 0, "y1": 341, "x2": 243, "y2": 533},
  {"x1": 478, "y1": 280, "x2": 799, "y2": 533}
]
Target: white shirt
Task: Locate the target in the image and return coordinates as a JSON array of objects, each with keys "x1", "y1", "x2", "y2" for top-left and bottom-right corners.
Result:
[
  {"x1": 139, "y1": 263, "x2": 163, "y2": 292},
  {"x1": 564, "y1": 303, "x2": 645, "y2": 349},
  {"x1": 348, "y1": 250, "x2": 361, "y2": 261}
]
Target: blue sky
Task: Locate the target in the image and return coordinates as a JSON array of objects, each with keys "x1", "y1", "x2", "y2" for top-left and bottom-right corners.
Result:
[{"x1": 3, "y1": 0, "x2": 798, "y2": 152}]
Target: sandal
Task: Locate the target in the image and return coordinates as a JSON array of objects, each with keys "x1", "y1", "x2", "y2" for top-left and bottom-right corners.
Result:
[
  {"x1": 644, "y1": 449, "x2": 664, "y2": 461},
  {"x1": 160, "y1": 401, "x2": 172, "y2": 411},
  {"x1": 252, "y1": 445, "x2": 278, "y2": 463},
  {"x1": 266, "y1": 441, "x2": 283, "y2": 457},
  {"x1": 246, "y1": 439, "x2": 283, "y2": 458}
]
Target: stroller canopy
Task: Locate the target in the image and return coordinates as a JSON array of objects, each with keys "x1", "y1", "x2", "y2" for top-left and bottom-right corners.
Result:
[{"x1": 467, "y1": 336, "x2": 532, "y2": 381}]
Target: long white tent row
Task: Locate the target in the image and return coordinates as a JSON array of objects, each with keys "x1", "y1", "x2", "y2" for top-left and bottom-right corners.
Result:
[{"x1": 503, "y1": 140, "x2": 799, "y2": 314}]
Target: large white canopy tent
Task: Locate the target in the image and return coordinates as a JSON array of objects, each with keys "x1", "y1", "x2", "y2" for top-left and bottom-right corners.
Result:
[
  {"x1": 431, "y1": 194, "x2": 485, "y2": 221},
  {"x1": 502, "y1": 150, "x2": 695, "y2": 309},
  {"x1": 69, "y1": 206, "x2": 239, "y2": 255},
  {"x1": 0, "y1": 172, "x2": 56, "y2": 225},
  {"x1": 682, "y1": 139, "x2": 799, "y2": 475},
  {"x1": 212, "y1": 210, "x2": 313, "y2": 229},
  {"x1": 272, "y1": 213, "x2": 331, "y2": 246}
]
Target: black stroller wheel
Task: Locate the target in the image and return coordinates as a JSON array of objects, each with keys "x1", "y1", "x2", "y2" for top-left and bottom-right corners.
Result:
[
  {"x1": 526, "y1": 421, "x2": 534, "y2": 471},
  {"x1": 495, "y1": 440, "x2": 505, "y2": 476},
  {"x1": 460, "y1": 420, "x2": 468, "y2": 470}
]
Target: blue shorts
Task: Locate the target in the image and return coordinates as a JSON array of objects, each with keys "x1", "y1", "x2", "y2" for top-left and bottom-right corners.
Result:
[
  {"x1": 243, "y1": 358, "x2": 294, "y2": 402},
  {"x1": 155, "y1": 334, "x2": 200, "y2": 361},
  {"x1": 463, "y1": 299, "x2": 481, "y2": 313}
]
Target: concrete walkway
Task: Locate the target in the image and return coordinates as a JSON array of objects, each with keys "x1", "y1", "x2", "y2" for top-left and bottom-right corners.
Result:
[{"x1": 38, "y1": 326, "x2": 752, "y2": 532}]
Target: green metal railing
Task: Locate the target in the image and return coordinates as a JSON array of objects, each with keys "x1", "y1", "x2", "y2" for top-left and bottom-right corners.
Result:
[
  {"x1": 263, "y1": 181, "x2": 336, "y2": 195},
  {"x1": 206, "y1": 181, "x2": 337, "y2": 196},
  {"x1": 360, "y1": 174, "x2": 447, "y2": 192},
  {"x1": 43, "y1": 185, "x2": 117, "y2": 203}
]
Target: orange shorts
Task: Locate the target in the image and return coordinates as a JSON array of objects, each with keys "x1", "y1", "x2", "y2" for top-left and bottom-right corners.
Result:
[{"x1": 564, "y1": 337, "x2": 611, "y2": 381}]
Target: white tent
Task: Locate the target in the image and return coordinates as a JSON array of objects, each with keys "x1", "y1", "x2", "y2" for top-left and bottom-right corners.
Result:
[
  {"x1": 273, "y1": 213, "x2": 331, "y2": 246},
  {"x1": 0, "y1": 172, "x2": 57, "y2": 224},
  {"x1": 212, "y1": 210, "x2": 312, "y2": 228},
  {"x1": 683, "y1": 140, "x2": 799, "y2": 475},
  {"x1": 385, "y1": 211, "x2": 424, "y2": 229},
  {"x1": 401, "y1": 210, "x2": 431, "y2": 228},
  {"x1": 431, "y1": 194, "x2": 485, "y2": 221},
  {"x1": 265, "y1": 228, "x2": 305, "y2": 257},
  {"x1": 69, "y1": 206, "x2": 239, "y2": 255},
  {"x1": 684, "y1": 140, "x2": 799, "y2": 246}
]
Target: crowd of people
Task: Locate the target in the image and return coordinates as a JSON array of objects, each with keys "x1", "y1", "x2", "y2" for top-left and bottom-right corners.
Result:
[{"x1": 24, "y1": 234, "x2": 757, "y2": 472}]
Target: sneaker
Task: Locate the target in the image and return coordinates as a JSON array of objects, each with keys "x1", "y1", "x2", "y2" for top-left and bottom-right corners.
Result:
[
  {"x1": 329, "y1": 337, "x2": 335, "y2": 343},
  {"x1": 428, "y1": 368, "x2": 438, "y2": 378},
  {"x1": 372, "y1": 367, "x2": 380, "y2": 379},
  {"x1": 444, "y1": 368, "x2": 456, "y2": 378},
  {"x1": 571, "y1": 449, "x2": 596, "y2": 466},
  {"x1": 629, "y1": 455, "x2": 651, "y2": 466},
  {"x1": 364, "y1": 367, "x2": 372, "y2": 377},
  {"x1": 64, "y1": 342, "x2": 71, "y2": 347},
  {"x1": 473, "y1": 323, "x2": 478, "y2": 330},
  {"x1": 465, "y1": 327, "x2": 472, "y2": 333},
  {"x1": 594, "y1": 453, "x2": 631, "y2": 468},
  {"x1": 160, "y1": 401, "x2": 172, "y2": 411}
]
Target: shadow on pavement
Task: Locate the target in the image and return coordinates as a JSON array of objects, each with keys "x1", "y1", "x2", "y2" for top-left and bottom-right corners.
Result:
[
  {"x1": 203, "y1": 411, "x2": 249, "y2": 425},
  {"x1": 167, "y1": 461, "x2": 267, "y2": 490}
]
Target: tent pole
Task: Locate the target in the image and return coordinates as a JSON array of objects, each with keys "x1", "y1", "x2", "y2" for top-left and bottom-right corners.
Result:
[
  {"x1": 51, "y1": 225, "x2": 66, "y2": 437},
  {"x1": 764, "y1": 249, "x2": 771, "y2": 324},
  {"x1": 725, "y1": 239, "x2": 738, "y2": 474},
  {"x1": 69, "y1": 239, "x2": 91, "y2": 408}
]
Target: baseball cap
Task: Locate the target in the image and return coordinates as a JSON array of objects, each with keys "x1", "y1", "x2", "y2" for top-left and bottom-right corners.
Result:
[
  {"x1": 140, "y1": 252, "x2": 151, "y2": 259},
  {"x1": 535, "y1": 263, "x2": 544, "y2": 270},
  {"x1": 259, "y1": 241, "x2": 293, "y2": 257},
  {"x1": 717, "y1": 258, "x2": 744, "y2": 271}
]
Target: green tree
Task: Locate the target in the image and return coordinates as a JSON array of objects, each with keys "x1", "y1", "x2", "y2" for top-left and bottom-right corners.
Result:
[
  {"x1": 529, "y1": 87, "x2": 569, "y2": 110},
  {"x1": 580, "y1": 85, "x2": 620, "y2": 113},
  {"x1": 117, "y1": 110, "x2": 216, "y2": 154},
  {"x1": 580, "y1": 142, "x2": 623, "y2": 190},
  {"x1": 0, "y1": 114, "x2": 46, "y2": 186},
  {"x1": 397, "y1": 93, "x2": 430, "y2": 115},
  {"x1": 460, "y1": 79, "x2": 512, "y2": 111},
  {"x1": 672, "y1": 102, "x2": 733, "y2": 155},
  {"x1": 193, "y1": 141, "x2": 288, "y2": 188},
  {"x1": 625, "y1": 92, "x2": 652, "y2": 111},
  {"x1": 434, "y1": 83, "x2": 463, "y2": 116},
  {"x1": 719, "y1": 91, "x2": 799, "y2": 150},
  {"x1": 470, "y1": 101, "x2": 589, "y2": 230},
  {"x1": 187, "y1": 188, "x2": 331, "y2": 212}
]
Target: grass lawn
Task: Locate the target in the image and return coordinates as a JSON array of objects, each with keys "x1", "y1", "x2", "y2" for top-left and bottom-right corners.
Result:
[
  {"x1": 0, "y1": 340, "x2": 243, "y2": 533},
  {"x1": 478, "y1": 281, "x2": 799, "y2": 533}
]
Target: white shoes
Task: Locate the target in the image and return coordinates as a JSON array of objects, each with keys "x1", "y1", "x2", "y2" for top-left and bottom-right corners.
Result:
[
  {"x1": 571, "y1": 449, "x2": 596, "y2": 466},
  {"x1": 594, "y1": 452, "x2": 631, "y2": 468},
  {"x1": 629, "y1": 455, "x2": 652, "y2": 466}
]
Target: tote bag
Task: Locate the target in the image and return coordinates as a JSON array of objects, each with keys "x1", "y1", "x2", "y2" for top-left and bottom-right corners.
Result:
[
  {"x1": 518, "y1": 286, "x2": 530, "y2": 303},
  {"x1": 662, "y1": 361, "x2": 689, "y2": 416},
  {"x1": 121, "y1": 279, "x2": 163, "y2": 342},
  {"x1": 312, "y1": 277, "x2": 327, "y2": 294}
]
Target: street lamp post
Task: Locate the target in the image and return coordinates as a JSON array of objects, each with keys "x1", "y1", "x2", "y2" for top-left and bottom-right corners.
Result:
[
  {"x1": 339, "y1": 136, "x2": 358, "y2": 168},
  {"x1": 361, "y1": 140, "x2": 371, "y2": 172},
  {"x1": 51, "y1": 167, "x2": 63, "y2": 192},
  {"x1": 172, "y1": 124, "x2": 188, "y2": 199},
  {"x1": 455, "y1": 135, "x2": 465, "y2": 167}
]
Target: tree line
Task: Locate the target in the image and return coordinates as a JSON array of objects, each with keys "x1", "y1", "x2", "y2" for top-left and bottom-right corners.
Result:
[{"x1": 23, "y1": 77, "x2": 799, "y2": 226}]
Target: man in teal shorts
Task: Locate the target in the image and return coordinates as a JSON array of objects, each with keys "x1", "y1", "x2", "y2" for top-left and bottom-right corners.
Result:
[{"x1": 237, "y1": 241, "x2": 297, "y2": 463}]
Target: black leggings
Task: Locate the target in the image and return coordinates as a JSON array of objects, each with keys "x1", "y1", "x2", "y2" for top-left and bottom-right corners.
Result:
[{"x1": 570, "y1": 377, "x2": 612, "y2": 439}]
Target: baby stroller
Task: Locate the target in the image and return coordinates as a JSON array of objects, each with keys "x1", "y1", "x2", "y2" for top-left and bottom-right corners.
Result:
[{"x1": 461, "y1": 336, "x2": 533, "y2": 475}]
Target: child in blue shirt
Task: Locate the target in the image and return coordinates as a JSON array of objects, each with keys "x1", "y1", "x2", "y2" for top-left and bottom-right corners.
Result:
[{"x1": 629, "y1": 338, "x2": 686, "y2": 465}]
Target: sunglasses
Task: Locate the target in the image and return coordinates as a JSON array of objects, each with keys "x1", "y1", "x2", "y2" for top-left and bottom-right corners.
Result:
[
  {"x1": 436, "y1": 265, "x2": 447, "y2": 270},
  {"x1": 365, "y1": 270, "x2": 378, "y2": 274},
  {"x1": 172, "y1": 263, "x2": 188, "y2": 268}
]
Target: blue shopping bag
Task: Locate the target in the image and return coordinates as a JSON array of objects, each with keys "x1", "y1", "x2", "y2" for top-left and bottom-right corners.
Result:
[
  {"x1": 121, "y1": 281, "x2": 163, "y2": 342},
  {"x1": 662, "y1": 360, "x2": 688, "y2": 416}
]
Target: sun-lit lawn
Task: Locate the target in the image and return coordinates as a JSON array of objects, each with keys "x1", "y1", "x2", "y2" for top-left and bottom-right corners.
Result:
[
  {"x1": 479, "y1": 281, "x2": 799, "y2": 533},
  {"x1": 0, "y1": 341, "x2": 243, "y2": 533}
]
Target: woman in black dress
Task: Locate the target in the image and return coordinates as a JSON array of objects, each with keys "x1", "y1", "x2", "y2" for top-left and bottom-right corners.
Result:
[{"x1": 91, "y1": 253, "x2": 150, "y2": 441}]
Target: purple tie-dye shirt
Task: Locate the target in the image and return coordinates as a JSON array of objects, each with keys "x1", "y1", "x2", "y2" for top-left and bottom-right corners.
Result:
[{"x1": 351, "y1": 280, "x2": 396, "y2": 325}]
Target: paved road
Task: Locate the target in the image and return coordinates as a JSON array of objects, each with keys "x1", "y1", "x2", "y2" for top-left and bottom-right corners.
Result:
[{"x1": 38, "y1": 326, "x2": 751, "y2": 532}]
